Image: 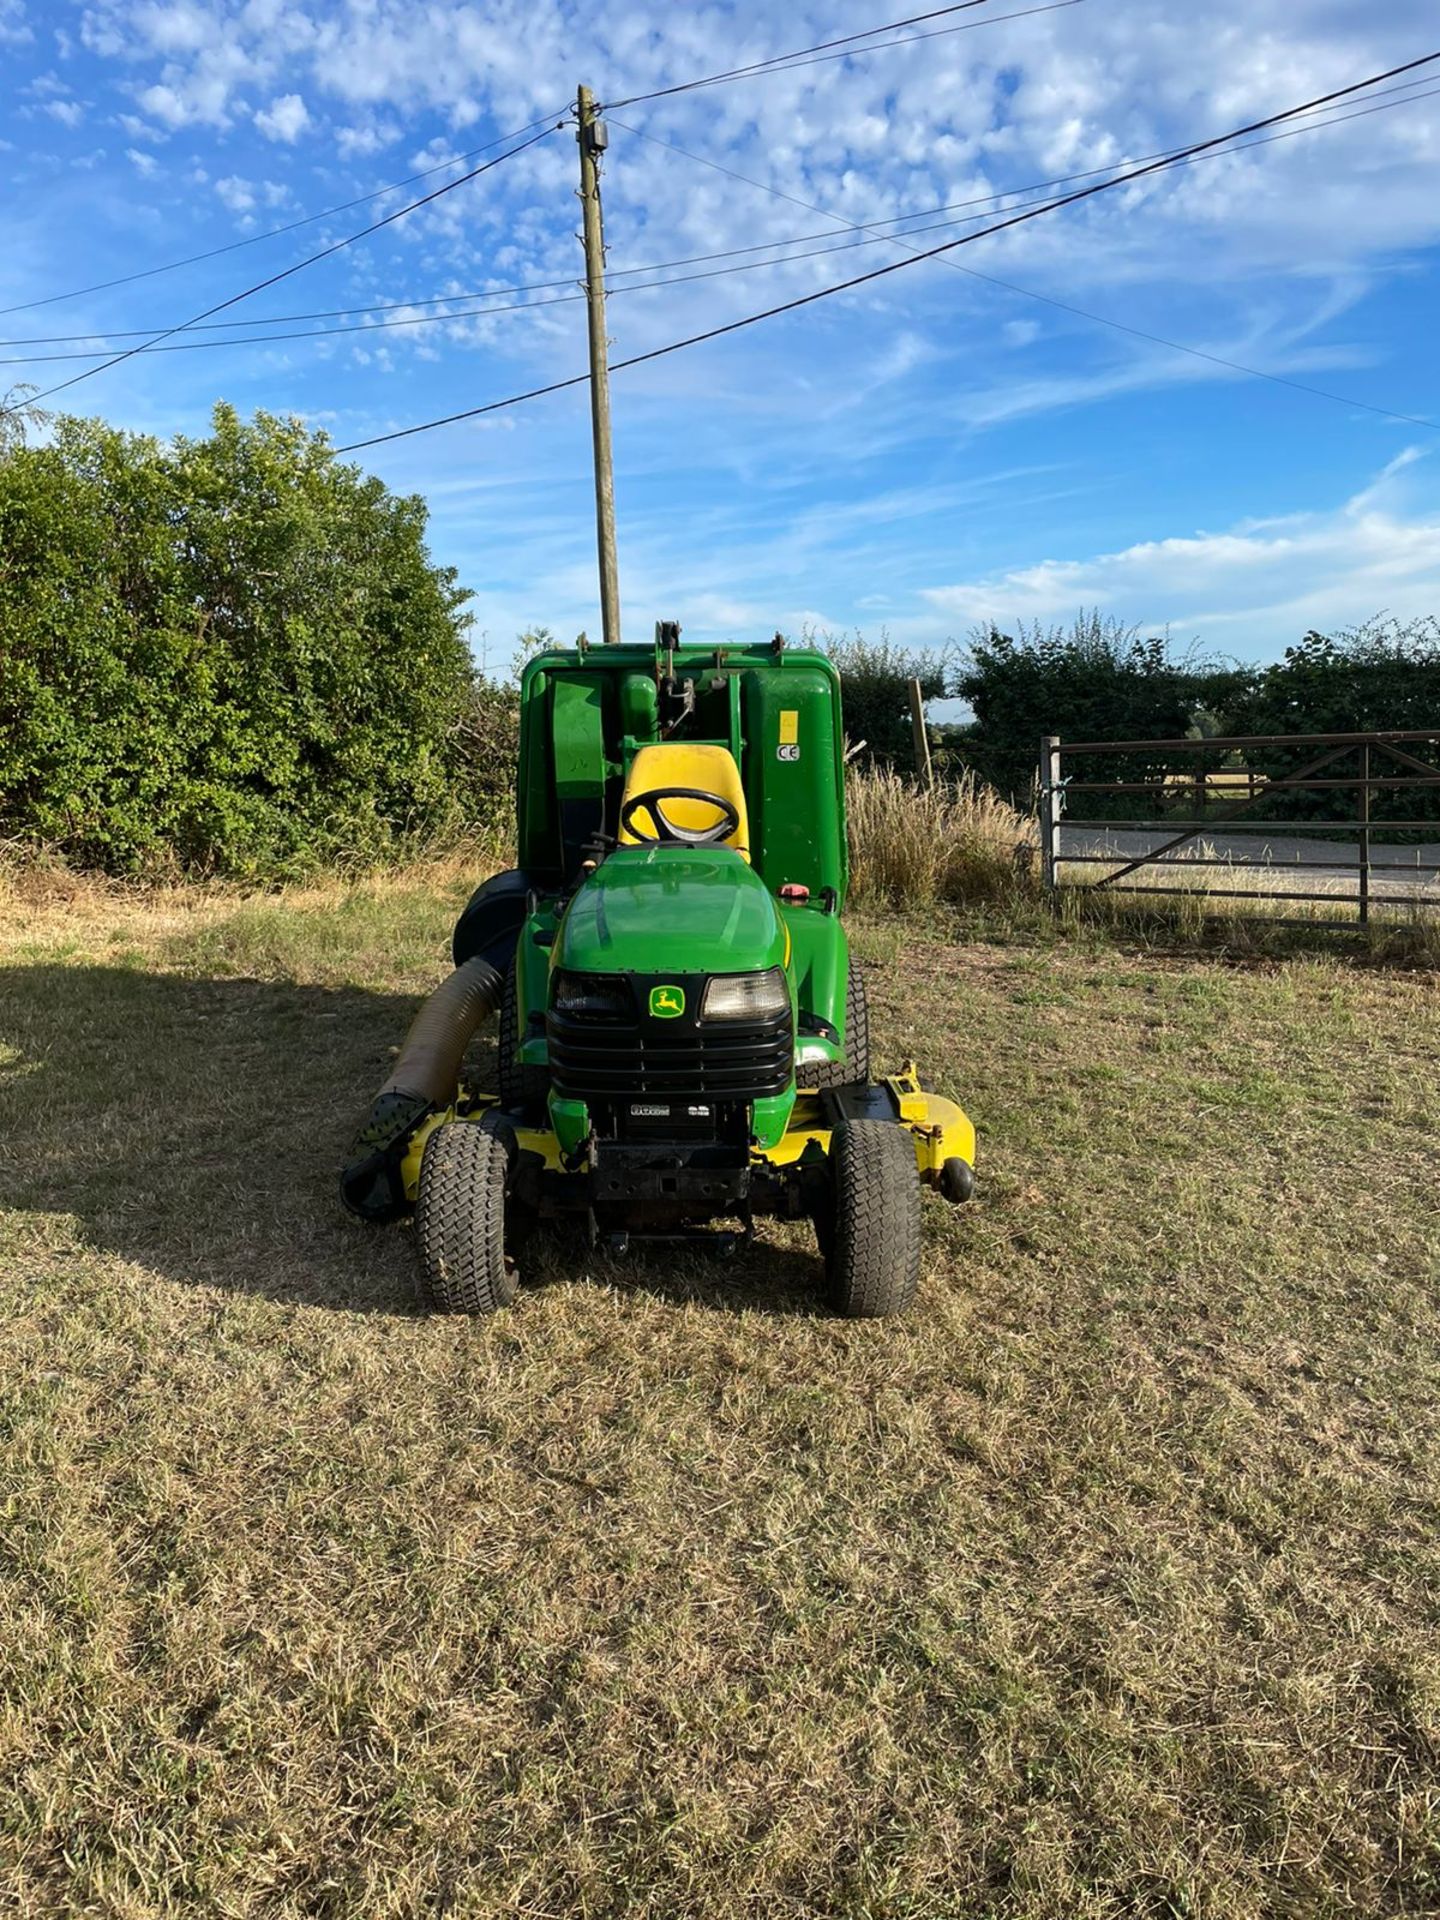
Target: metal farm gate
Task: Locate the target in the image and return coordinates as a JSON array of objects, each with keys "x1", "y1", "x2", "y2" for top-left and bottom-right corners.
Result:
[{"x1": 1038, "y1": 729, "x2": 1440, "y2": 925}]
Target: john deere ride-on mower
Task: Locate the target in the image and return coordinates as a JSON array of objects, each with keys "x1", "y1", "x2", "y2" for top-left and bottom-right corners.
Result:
[{"x1": 342, "y1": 627, "x2": 974, "y2": 1316}]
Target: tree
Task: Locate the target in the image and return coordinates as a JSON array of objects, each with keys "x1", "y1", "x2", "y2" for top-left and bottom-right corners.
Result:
[{"x1": 0, "y1": 403, "x2": 484, "y2": 874}]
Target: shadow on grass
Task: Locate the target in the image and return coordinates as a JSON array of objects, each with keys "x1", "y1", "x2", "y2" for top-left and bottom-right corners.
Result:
[{"x1": 0, "y1": 964, "x2": 826, "y2": 1318}]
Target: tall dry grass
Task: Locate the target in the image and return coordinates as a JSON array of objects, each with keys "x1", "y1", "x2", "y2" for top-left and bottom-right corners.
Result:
[{"x1": 845, "y1": 764, "x2": 1034, "y2": 909}]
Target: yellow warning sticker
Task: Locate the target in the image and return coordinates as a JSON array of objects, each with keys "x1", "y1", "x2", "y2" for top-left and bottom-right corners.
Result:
[{"x1": 778, "y1": 709, "x2": 799, "y2": 745}]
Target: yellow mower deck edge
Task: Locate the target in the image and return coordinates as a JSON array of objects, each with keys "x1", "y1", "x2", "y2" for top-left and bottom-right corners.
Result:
[
  {"x1": 398, "y1": 1060, "x2": 974, "y2": 1204},
  {"x1": 756, "y1": 1063, "x2": 976, "y2": 1183}
]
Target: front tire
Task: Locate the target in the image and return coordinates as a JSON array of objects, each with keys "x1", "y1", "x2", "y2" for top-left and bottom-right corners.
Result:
[
  {"x1": 797, "y1": 959, "x2": 870, "y2": 1091},
  {"x1": 824, "y1": 1119, "x2": 920, "y2": 1318},
  {"x1": 415, "y1": 1122, "x2": 518, "y2": 1315}
]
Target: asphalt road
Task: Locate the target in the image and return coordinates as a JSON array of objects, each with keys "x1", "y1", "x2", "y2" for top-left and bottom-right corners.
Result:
[{"x1": 1058, "y1": 826, "x2": 1440, "y2": 901}]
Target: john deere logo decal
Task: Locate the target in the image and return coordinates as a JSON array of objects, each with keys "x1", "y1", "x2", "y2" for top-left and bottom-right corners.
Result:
[{"x1": 649, "y1": 985, "x2": 685, "y2": 1019}]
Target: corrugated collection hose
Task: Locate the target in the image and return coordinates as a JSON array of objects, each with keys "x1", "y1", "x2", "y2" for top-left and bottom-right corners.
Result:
[{"x1": 340, "y1": 956, "x2": 503, "y2": 1221}]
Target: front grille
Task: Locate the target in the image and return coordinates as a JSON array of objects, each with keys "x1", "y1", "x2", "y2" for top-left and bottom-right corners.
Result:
[{"x1": 548, "y1": 974, "x2": 792, "y2": 1103}]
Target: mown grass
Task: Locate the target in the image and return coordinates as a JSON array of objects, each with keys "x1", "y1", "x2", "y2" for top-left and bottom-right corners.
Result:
[{"x1": 2, "y1": 860, "x2": 1439, "y2": 1917}]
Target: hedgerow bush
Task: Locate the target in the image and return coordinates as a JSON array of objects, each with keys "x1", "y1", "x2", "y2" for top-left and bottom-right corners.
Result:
[
  {"x1": 1226, "y1": 619, "x2": 1440, "y2": 826},
  {"x1": 950, "y1": 613, "x2": 1257, "y2": 807},
  {"x1": 0, "y1": 403, "x2": 496, "y2": 876},
  {"x1": 807, "y1": 630, "x2": 947, "y2": 768}
]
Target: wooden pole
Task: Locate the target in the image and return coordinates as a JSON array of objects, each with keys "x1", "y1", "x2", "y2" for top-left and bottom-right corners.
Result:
[
  {"x1": 577, "y1": 86, "x2": 620, "y2": 645},
  {"x1": 908, "y1": 677, "x2": 933, "y2": 787}
]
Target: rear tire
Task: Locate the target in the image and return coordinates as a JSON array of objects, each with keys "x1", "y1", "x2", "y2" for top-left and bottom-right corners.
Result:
[
  {"x1": 797, "y1": 959, "x2": 870, "y2": 1091},
  {"x1": 824, "y1": 1118, "x2": 920, "y2": 1318},
  {"x1": 498, "y1": 964, "x2": 548, "y2": 1121},
  {"x1": 415, "y1": 1122, "x2": 518, "y2": 1315}
]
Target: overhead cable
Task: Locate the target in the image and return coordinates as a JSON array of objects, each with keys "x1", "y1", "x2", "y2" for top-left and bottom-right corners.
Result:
[
  {"x1": 16, "y1": 79, "x2": 1430, "y2": 370},
  {"x1": 0, "y1": 110, "x2": 568, "y2": 321},
  {"x1": 607, "y1": 0, "x2": 1079, "y2": 108},
  {"x1": 607, "y1": 80, "x2": 1440, "y2": 432},
  {"x1": 334, "y1": 51, "x2": 1440, "y2": 452},
  {"x1": 0, "y1": 0, "x2": 1039, "y2": 321},
  {"x1": 7, "y1": 122, "x2": 560, "y2": 412},
  {"x1": 607, "y1": 0, "x2": 997, "y2": 106}
]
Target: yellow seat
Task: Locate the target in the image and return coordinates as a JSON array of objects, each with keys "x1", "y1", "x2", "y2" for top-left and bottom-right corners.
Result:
[{"x1": 618, "y1": 743, "x2": 750, "y2": 862}]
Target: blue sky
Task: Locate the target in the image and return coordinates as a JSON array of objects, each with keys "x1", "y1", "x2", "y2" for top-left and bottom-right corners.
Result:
[{"x1": 2, "y1": 0, "x2": 1439, "y2": 672}]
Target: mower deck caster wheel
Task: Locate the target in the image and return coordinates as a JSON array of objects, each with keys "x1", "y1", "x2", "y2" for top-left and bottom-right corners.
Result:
[
  {"x1": 823, "y1": 1118, "x2": 920, "y2": 1318},
  {"x1": 940, "y1": 1157, "x2": 975, "y2": 1205},
  {"x1": 415, "y1": 1121, "x2": 519, "y2": 1315}
]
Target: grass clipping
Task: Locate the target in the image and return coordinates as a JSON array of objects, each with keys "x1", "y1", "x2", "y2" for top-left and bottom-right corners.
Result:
[{"x1": 846, "y1": 764, "x2": 1034, "y2": 909}]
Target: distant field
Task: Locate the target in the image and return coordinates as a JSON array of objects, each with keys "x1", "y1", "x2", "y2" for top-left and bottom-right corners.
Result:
[{"x1": 2, "y1": 862, "x2": 1439, "y2": 1918}]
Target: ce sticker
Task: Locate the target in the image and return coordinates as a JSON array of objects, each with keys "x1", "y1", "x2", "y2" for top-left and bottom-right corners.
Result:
[{"x1": 777, "y1": 743, "x2": 801, "y2": 761}]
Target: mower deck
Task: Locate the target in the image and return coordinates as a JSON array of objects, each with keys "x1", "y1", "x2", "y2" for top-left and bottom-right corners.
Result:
[{"x1": 397, "y1": 1061, "x2": 974, "y2": 1221}]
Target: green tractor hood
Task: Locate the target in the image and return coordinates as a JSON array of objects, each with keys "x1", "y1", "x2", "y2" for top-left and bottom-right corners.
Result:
[{"x1": 557, "y1": 846, "x2": 785, "y2": 976}]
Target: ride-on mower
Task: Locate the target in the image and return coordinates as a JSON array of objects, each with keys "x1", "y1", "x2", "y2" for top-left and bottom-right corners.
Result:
[{"x1": 341, "y1": 627, "x2": 975, "y2": 1316}]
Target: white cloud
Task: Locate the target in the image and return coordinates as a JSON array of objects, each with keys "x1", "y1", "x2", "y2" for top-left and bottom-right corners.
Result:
[
  {"x1": 36, "y1": 0, "x2": 1440, "y2": 663},
  {"x1": 131, "y1": 2, "x2": 213, "y2": 56},
  {"x1": 117, "y1": 112, "x2": 166, "y2": 141},
  {"x1": 126, "y1": 146, "x2": 159, "y2": 176},
  {"x1": 920, "y1": 451, "x2": 1440, "y2": 642},
  {"x1": 214, "y1": 174, "x2": 256, "y2": 213},
  {"x1": 870, "y1": 329, "x2": 936, "y2": 383},
  {"x1": 0, "y1": 0, "x2": 31, "y2": 47},
  {"x1": 137, "y1": 81, "x2": 193, "y2": 127},
  {"x1": 66, "y1": 0, "x2": 1440, "y2": 343},
  {"x1": 254, "y1": 92, "x2": 310, "y2": 143},
  {"x1": 42, "y1": 99, "x2": 85, "y2": 128},
  {"x1": 335, "y1": 119, "x2": 401, "y2": 160}
]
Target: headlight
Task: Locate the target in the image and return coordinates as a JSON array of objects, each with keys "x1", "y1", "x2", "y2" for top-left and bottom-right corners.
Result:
[
  {"x1": 551, "y1": 970, "x2": 631, "y2": 1018},
  {"x1": 701, "y1": 968, "x2": 788, "y2": 1021}
]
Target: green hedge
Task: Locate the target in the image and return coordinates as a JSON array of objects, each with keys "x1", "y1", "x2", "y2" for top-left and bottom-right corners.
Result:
[
  {"x1": 0, "y1": 404, "x2": 494, "y2": 876},
  {"x1": 947, "y1": 614, "x2": 1440, "y2": 819},
  {"x1": 950, "y1": 615, "x2": 1255, "y2": 808},
  {"x1": 1226, "y1": 620, "x2": 1440, "y2": 826}
]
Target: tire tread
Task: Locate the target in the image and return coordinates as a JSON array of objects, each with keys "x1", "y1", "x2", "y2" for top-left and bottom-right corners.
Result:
[
  {"x1": 798, "y1": 958, "x2": 870, "y2": 1091},
  {"x1": 826, "y1": 1118, "x2": 920, "y2": 1318},
  {"x1": 415, "y1": 1123, "x2": 517, "y2": 1314}
]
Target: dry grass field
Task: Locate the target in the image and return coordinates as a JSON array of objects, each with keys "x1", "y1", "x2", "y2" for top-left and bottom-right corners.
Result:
[{"x1": 2, "y1": 858, "x2": 1439, "y2": 1917}]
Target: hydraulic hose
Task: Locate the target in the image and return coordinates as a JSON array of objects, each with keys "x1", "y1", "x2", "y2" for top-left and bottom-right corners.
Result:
[{"x1": 340, "y1": 956, "x2": 503, "y2": 1221}]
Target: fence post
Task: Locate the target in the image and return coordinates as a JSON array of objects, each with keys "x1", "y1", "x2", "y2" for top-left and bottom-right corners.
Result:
[
  {"x1": 1039, "y1": 735, "x2": 1062, "y2": 893},
  {"x1": 1358, "y1": 739, "x2": 1371, "y2": 927},
  {"x1": 908, "y1": 677, "x2": 934, "y2": 788}
]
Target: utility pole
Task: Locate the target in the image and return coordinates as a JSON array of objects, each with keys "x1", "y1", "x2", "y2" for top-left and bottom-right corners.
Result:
[{"x1": 576, "y1": 85, "x2": 621, "y2": 646}]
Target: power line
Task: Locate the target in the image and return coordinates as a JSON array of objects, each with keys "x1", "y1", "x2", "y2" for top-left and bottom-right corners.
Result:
[
  {"x1": 0, "y1": 111, "x2": 568, "y2": 322},
  {"x1": 0, "y1": 1, "x2": 1039, "y2": 323},
  {"x1": 0, "y1": 184, "x2": 1168, "y2": 368},
  {"x1": 334, "y1": 52, "x2": 1440, "y2": 453},
  {"x1": 608, "y1": 82, "x2": 1440, "y2": 432},
  {"x1": 610, "y1": 72, "x2": 1440, "y2": 234},
  {"x1": 6, "y1": 122, "x2": 561, "y2": 412},
  {"x1": 608, "y1": 0, "x2": 997, "y2": 107},
  {"x1": 11, "y1": 78, "x2": 1428, "y2": 362},
  {"x1": 607, "y1": 0, "x2": 1079, "y2": 108},
  {"x1": 0, "y1": 245, "x2": 887, "y2": 367}
]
